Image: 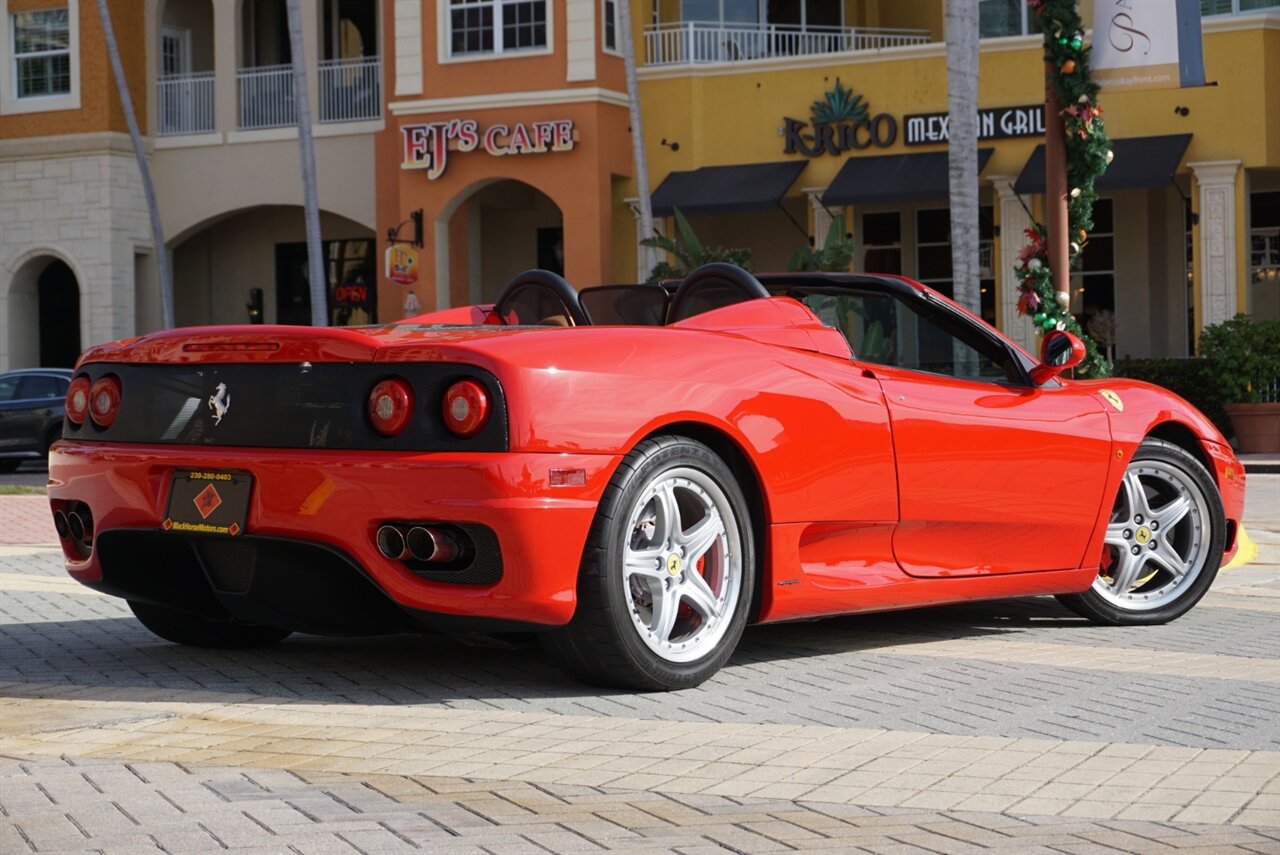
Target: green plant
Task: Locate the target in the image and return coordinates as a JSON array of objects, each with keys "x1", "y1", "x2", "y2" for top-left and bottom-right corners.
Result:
[
  {"x1": 789, "y1": 215, "x2": 855, "y2": 272},
  {"x1": 1197, "y1": 314, "x2": 1280, "y2": 404},
  {"x1": 640, "y1": 207, "x2": 752, "y2": 282}
]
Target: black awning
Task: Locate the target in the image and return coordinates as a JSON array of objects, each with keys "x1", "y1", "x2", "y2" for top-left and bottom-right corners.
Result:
[
  {"x1": 650, "y1": 161, "x2": 806, "y2": 216},
  {"x1": 1014, "y1": 133, "x2": 1192, "y2": 194},
  {"x1": 821, "y1": 148, "x2": 994, "y2": 207}
]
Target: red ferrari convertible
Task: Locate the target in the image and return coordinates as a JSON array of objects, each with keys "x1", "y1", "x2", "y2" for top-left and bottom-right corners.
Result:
[{"x1": 48, "y1": 264, "x2": 1245, "y2": 690}]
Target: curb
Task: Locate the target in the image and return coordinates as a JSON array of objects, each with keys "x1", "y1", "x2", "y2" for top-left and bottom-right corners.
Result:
[{"x1": 1223, "y1": 525, "x2": 1258, "y2": 571}]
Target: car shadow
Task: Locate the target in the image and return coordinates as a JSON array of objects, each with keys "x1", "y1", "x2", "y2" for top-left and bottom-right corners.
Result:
[{"x1": 0, "y1": 596, "x2": 1093, "y2": 708}]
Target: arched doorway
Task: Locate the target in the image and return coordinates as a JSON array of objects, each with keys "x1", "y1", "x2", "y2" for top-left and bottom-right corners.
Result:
[
  {"x1": 171, "y1": 206, "x2": 376, "y2": 326},
  {"x1": 6, "y1": 255, "x2": 82, "y2": 369},
  {"x1": 435, "y1": 179, "x2": 564, "y2": 309},
  {"x1": 38, "y1": 261, "x2": 81, "y2": 367}
]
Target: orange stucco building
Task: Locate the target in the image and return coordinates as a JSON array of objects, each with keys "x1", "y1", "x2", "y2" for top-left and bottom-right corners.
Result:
[{"x1": 374, "y1": 2, "x2": 632, "y2": 316}]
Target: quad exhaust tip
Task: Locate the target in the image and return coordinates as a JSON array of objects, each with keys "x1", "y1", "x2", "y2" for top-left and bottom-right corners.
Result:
[
  {"x1": 67, "y1": 511, "x2": 86, "y2": 542},
  {"x1": 53, "y1": 510, "x2": 69, "y2": 539},
  {"x1": 376, "y1": 523, "x2": 462, "y2": 563},
  {"x1": 406, "y1": 526, "x2": 460, "y2": 563}
]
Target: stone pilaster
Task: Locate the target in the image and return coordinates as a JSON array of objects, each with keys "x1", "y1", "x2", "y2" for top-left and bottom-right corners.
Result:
[
  {"x1": 1188, "y1": 160, "x2": 1242, "y2": 331},
  {"x1": 804, "y1": 188, "x2": 833, "y2": 250},
  {"x1": 988, "y1": 174, "x2": 1038, "y2": 354}
]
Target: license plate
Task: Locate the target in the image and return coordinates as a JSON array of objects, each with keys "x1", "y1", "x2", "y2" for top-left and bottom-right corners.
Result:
[{"x1": 163, "y1": 470, "x2": 252, "y2": 537}]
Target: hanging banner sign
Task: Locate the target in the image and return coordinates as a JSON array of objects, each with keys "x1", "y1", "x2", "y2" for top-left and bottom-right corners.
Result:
[
  {"x1": 903, "y1": 105, "x2": 1046, "y2": 146},
  {"x1": 1091, "y1": 0, "x2": 1205, "y2": 91},
  {"x1": 384, "y1": 245, "x2": 419, "y2": 286},
  {"x1": 401, "y1": 119, "x2": 576, "y2": 180}
]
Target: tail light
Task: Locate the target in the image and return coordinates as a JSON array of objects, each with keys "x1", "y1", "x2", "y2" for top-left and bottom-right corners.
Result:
[
  {"x1": 88, "y1": 375, "x2": 122, "y2": 428},
  {"x1": 65, "y1": 375, "x2": 91, "y2": 425},
  {"x1": 442, "y1": 380, "x2": 489, "y2": 438},
  {"x1": 368, "y1": 378, "x2": 414, "y2": 436}
]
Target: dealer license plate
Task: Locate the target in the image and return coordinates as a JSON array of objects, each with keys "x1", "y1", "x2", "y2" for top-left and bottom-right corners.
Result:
[{"x1": 163, "y1": 469, "x2": 252, "y2": 537}]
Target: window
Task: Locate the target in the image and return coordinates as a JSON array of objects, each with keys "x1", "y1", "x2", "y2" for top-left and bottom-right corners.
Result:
[
  {"x1": 914, "y1": 207, "x2": 996, "y2": 325},
  {"x1": 862, "y1": 212, "x2": 902, "y2": 275},
  {"x1": 797, "y1": 288, "x2": 1020, "y2": 384},
  {"x1": 15, "y1": 375, "x2": 63, "y2": 400},
  {"x1": 449, "y1": 0, "x2": 547, "y2": 56},
  {"x1": 1072, "y1": 198, "x2": 1115, "y2": 358},
  {"x1": 0, "y1": 376, "x2": 18, "y2": 402},
  {"x1": 603, "y1": 0, "x2": 618, "y2": 51},
  {"x1": 1201, "y1": 0, "x2": 1279, "y2": 15},
  {"x1": 13, "y1": 8, "x2": 70, "y2": 98},
  {"x1": 1249, "y1": 190, "x2": 1280, "y2": 320},
  {"x1": 978, "y1": 0, "x2": 1042, "y2": 37}
]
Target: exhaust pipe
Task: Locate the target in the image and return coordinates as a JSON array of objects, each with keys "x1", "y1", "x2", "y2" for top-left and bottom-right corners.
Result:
[
  {"x1": 406, "y1": 526, "x2": 460, "y2": 563},
  {"x1": 53, "y1": 510, "x2": 69, "y2": 539},
  {"x1": 67, "y1": 511, "x2": 86, "y2": 543},
  {"x1": 376, "y1": 525, "x2": 408, "y2": 560}
]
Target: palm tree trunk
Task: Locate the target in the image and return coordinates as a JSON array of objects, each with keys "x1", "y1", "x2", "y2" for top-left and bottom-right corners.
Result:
[
  {"x1": 95, "y1": 0, "x2": 173, "y2": 330},
  {"x1": 285, "y1": 0, "x2": 328, "y2": 326},
  {"x1": 617, "y1": 0, "x2": 655, "y2": 277},
  {"x1": 946, "y1": 0, "x2": 980, "y2": 320}
]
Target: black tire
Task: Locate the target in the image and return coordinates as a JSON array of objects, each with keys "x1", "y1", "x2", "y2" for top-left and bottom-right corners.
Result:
[
  {"x1": 0, "y1": 459, "x2": 21, "y2": 473},
  {"x1": 129, "y1": 600, "x2": 292, "y2": 649},
  {"x1": 1056, "y1": 437, "x2": 1225, "y2": 625},
  {"x1": 541, "y1": 436, "x2": 755, "y2": 691}
]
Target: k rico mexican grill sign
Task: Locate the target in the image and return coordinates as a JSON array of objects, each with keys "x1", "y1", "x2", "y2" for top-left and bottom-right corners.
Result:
[{"x1": 783, "y1": 79, "x2": 898, "y2": 157}]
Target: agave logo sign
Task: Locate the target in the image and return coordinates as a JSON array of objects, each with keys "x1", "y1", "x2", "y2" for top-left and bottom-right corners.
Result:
[{"x1": 783, "y1": 79, "x2": 898, "y2": 157}]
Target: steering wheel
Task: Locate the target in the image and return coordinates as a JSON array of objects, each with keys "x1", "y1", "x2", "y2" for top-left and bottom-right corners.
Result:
[
  {"x1": 667, "y1": 263, "x2": 769, "y2": 324},
  {"x1": 492, "y1": 269, "x2": 589, "y2": 327}
]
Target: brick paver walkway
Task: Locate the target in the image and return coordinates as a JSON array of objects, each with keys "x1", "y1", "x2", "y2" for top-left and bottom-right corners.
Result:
[{"x1": 2, "y1": 486, "x2": 1279, "y2": 853}]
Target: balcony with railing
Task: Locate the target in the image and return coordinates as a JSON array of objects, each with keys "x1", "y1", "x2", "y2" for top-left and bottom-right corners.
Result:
[
  {"x1": 237, "y1": 64, "x2": 296, "y2": 130},
  {"x1": 157, "y1": 72, "x2": 216, "y2": 136},
  {"x1": 644, "y1": 22, "x2": 931, "y2": 66},
  {"x1": 319, "y1": 56, "x2": 381, "y2": 124}
]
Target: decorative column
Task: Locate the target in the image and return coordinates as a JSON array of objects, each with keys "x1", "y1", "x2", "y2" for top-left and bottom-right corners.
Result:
[
  {"x1": 988, "y1": 174, "x2": 1038, "y2": 354},
  {"x1": 626, "y1": 198, "x2": 663, "y2": 282},
  {"x1": 213, "y1": 0, "x2": 238, "y2": 133},
  {"x1": 805, "y1": 188, "x2": 833, "y2": 250},
  {"x1": 1188, "y1": 161, "x2": 1242, "y2": 333}
]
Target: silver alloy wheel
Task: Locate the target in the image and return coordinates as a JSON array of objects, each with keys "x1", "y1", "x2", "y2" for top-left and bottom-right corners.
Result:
[
  {"x1": 622, "y1": 466, "x2": 743, "y2": 663},
  {"x1": 1093, "y1": 459, "x2": 1211, "y2": 611}
]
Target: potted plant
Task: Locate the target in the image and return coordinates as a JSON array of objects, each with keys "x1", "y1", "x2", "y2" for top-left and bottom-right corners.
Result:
[{"x1": 1199, "y1": 314, "x2": 1280, "y2": 453}]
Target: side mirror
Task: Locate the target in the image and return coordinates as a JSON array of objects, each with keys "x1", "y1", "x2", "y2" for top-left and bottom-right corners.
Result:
[{"x1": 1030, "y1": 330, "x2": 1085, "y2": 385}]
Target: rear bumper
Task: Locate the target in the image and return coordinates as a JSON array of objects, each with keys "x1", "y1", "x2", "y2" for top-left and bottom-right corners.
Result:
[{"x1": 48, "y1": 441, "x2": 619, "y2": 627}]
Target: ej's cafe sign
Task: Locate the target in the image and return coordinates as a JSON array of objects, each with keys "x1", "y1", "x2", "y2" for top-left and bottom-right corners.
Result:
[{"x1": 401, "y1": 118, "x2": 577, "y2": 180}]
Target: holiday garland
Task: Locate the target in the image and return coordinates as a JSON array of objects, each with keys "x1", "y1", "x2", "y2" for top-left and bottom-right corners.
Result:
[{"x1": 1015, "y1": 0, "x2": 1113, "y2": 378}]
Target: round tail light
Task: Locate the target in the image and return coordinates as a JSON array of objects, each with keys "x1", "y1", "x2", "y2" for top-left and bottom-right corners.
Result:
[
  {"x1": 88, "y1": 376, "x2": 122, "y2": 428},
  {"x1": 442, "y1": 380, "x2": 489, "y2": 438},
  {"x1": 368, "y1": 378, "x2": 414, "y2": 436},
  {"x1": 66, "y1": 375, "x2": 91, "y2": 425}
]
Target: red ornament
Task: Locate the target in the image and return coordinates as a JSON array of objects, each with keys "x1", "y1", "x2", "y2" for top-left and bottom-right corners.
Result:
[{"x1": 1061, "y1": 59, "x2": 1077, "y2": 74}]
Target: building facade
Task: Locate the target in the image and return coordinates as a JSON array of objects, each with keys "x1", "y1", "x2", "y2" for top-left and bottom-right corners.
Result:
[
  {"x1": 379, "y1": 0, "x2": 1279, "y2": 362},
  {"x1": 1, "y1": 0, "x2": 385, "y2": 371},
  {"x1": 3, "y1": 0, "x2": 1278, "y2": 371}
]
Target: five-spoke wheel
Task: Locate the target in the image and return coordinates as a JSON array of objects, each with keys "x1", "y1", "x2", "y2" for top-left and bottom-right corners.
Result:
[
  {"x1": 1058, "y1": 437, "x2": 1225, "y2": 625},
  {"x1": 541, "y1": 436, "x2": 754, "y2": 690}
]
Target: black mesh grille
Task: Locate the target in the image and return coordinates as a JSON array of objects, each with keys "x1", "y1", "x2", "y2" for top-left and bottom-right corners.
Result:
[{"x1": 197, "y1": 540, "x2": 257, "y2": 594}]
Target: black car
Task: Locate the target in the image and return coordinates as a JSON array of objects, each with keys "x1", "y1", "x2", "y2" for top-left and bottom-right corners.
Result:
[{"x1": 0, "y1": 368, "x2": 73, "y2": 472}]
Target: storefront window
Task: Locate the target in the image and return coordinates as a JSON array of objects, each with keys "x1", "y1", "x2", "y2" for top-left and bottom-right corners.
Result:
[
  {"x1": 449, "y1": 0, "x2": 547, "y2": 56},
  {"x1": 978, "y1": 0, "x2": 1041, "y2": 37},
  {"x1": 275, "y1": 239, "x2": 376, "y2": 327},
  {"x1": 1249, "y1": 190, "x2": 1280, "y2": 320},
  {"x1": 862, "y1": 212, "x2": 902, "y2": 275},
  {"x1": 914, "y1": 207, "x2": 996, "y2": 325},
  {"x1": 13, "y1": 9, "x2": 71, "y2": 98},
  {"x1": 1202, "y1": 0, "x2": 1279, "y2": 15},
  {"x1": 1073, "y1": 199, "x2": 1115, "y2": 356}
]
